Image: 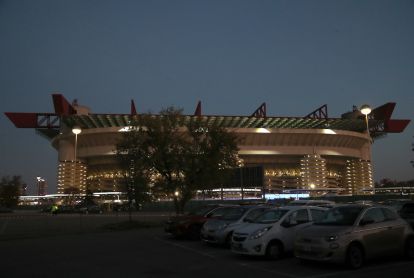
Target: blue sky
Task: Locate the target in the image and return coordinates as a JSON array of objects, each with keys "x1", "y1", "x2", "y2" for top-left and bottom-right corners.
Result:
[{"x1": 1, "y1": 0, "x2": 413, "y2": 194}]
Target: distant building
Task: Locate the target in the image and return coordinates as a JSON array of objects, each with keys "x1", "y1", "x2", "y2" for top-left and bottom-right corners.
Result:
[
  {"x1": 20, "y1": 183, "x2": 28, "y2": 196},
  {"x1": 36, "y1": 177, "x2": 47, "y2": 196},
  {"x1": 5, "y1": 94, "x2": 410, "y2": 198}
]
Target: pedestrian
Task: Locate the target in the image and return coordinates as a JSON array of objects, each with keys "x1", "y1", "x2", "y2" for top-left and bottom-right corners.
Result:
[{"x1": 51, "y1": 204, "x2": 59, "y2": 215}]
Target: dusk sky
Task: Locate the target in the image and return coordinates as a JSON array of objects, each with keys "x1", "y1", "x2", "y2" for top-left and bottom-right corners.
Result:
[{"x1": 1, "y1": 0, "x2": 413, "y2": 194}]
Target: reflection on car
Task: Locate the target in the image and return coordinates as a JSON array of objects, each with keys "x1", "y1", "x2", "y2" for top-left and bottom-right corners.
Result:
[
  {"x1": 200, "y1": 205, "x2": 270, "y2": 246},
  {"x1": 294, "y1": 204, "x2": 414, "y2": 269},
  {"x1": 382, "y1": 199, "x2": 414, "y2": 229},
  {"x1": 288, "y1": 199, "x2": 335, "y2": 208},
  {"x1": 231, "y1": 206, "x2": 327, "y2": 259}
]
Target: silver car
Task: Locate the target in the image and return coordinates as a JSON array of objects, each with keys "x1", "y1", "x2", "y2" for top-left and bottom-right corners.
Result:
[
  {"x1": 294, "y1": 204, "x2": 414, "y2": 268},
  {"x1": 231, "y1": 206, "x2": 327, "y2": 259},
  {"x1": 200, "y1": 205, "x2": 270, "y2": 246}
]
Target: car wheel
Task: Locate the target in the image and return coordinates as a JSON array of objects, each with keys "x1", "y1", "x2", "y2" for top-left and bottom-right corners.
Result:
[
  {"x1": 189, "y1": 225, "x2": 200, "y2": 240},
  {"x1": 266, "y1": 241, "x2": 283, "y2": 260},
  {"x1": 405, "y1": 237, "x2": 414, "y2": 260},
  {"x1": 346, "y1": 243, "x2": 364, "y2": 269}
]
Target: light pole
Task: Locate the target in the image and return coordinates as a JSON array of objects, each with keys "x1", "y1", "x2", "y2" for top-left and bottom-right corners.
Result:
[
  {"x1": 360, "y1": 105, "x2": 372, "y2": 195},
  {"x1": 360, "y1": 104, "x2": 372, "y2": 138},
  {"x1": 72, "y1": 126, "x2": 82, "y2": 193}
]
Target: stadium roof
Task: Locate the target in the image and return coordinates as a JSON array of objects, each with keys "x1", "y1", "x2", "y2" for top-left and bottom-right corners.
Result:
[
  {"x1": 5, "y1": 94, "x2": 410, "y2": 140},
  {"x1": 62, "y1": 114, "x2": 367, "y2": 131}
]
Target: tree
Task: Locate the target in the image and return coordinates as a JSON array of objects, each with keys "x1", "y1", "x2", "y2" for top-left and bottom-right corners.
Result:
[
  {"x1": 116, "y1": 107, "x2": 240, "y2": 214},
  {"x1": 116, "y1": 117, "x2": 153, "y2": 215},
  {"x1": 0, "y1": 176, "x2": 22, "y2": 208},
  {"x1": 180, "y1": 119, "x2": 239, "y2": 208}
]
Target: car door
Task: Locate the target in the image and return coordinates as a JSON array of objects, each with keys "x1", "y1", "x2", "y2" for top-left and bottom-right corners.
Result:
[
  {"x1": 279, "y1": 209, "x2": 310, "y2": 251},
  {"x1": 357, "y1": 207, "x2": 396, "y2": 257}
]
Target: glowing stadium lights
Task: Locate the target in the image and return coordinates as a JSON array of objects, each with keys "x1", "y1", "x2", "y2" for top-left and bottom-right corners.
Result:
[
  {"x1": 360, "y1": 104, "x2": 371, "y2": 138},
  {"x1": 72, "y1": 126, "x2": 82, "y2": 192},
  {"x1": 255, "y1": 128, "x2": 271, "y2": 133}
]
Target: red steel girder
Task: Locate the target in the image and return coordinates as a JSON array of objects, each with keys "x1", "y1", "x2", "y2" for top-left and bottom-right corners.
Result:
[
  {"x1": 305, "y1": 104, "x2": 328, "y2": 119},
  {"x1": 251, "y1": 103, "x2": 266, "y2": 117},
  {"x1": 5, "y1": 112, "x2": 60, "y2": 128}
]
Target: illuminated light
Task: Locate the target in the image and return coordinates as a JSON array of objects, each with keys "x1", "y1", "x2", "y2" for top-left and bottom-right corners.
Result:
[
  {"x1": 72, "y1": 126, "x2": 82, "y2": 135},
  {"x1": 118, "y1": 126, "x2": 132, "y2": 132},
  {"x1": 360, "y1": 104, "x2": 371, "y2": 115},
  {"x1": 239, "y1": 150, "x2": 281, "y2": 155},
  {"x1": 255, "y1": 128, "x2": 271, "y2": 134}
]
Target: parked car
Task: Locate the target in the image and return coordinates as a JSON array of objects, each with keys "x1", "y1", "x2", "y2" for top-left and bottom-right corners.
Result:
[
  {"x1": 381, "y1": 199, "x2": 412, "y2": 212},
  {"x1": 57, "y1": 205, "x2": 76, "y2": 214},
  {"x1": 381, "y1": 199, "x2": 414, "y2": 228},
  {"x1": 231, "y1": 206, "x2": 327, "y2": 259},
  {"x1": 288, "y1": 199, "x2": 335, "y2": 208},
  {"x1": 201, "y1": 205, "x2": 270, "y2": 246},
  {"x1": 75, "y1": 204, "x2": 103, "y2": 214},
  {"x1": 294, "y1": 204, "x2": 414, "y2": 269},
  {"x1": 165, "y1": 204, "x2": 230, "y2": 239},
  {"x1": 398, "y1": 202, "x2": 414, "y2": 229}
]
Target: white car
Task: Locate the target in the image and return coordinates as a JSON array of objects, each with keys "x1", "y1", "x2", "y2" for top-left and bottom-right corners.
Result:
[
  {"x1": 231, "y1": 206, "x2": 327, "y2": 259},
  {"x1": 200, "y1": 205, "x2": 270, "y2": 246},
  {"x1": 288, "y1": 199, "x2": 335, "y2": 208}
]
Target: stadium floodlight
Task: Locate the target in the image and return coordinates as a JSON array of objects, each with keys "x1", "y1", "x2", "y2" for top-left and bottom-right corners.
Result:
[
  {"x1": 360, "y1": 104, "x2": 371, "y2": 139},
  {"x1": 72, "y1": 126, "x2": 82, "y2": 190}
]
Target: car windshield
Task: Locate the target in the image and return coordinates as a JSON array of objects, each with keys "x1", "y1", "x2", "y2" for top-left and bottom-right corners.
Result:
[
  {"x1": 252, "y1": 209, "x2": 288, "y2": 224},
  {"x1": 244, "y1": 208, "x2": 268, "y2": 222},
  {"x1": 211, "y1": 207, "x2": 248, "y2": 220},
  {"x1": 188, "y1": 206, "x2": 216, "y2": 216},
  {"x1": 315, "y1": 206, "x2": 364, "y2": 226}
]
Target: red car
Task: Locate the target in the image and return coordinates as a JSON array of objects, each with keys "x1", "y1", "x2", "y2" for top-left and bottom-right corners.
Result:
[{"x1": 165, "y1": 204, "x2": 233, "y2": 239}]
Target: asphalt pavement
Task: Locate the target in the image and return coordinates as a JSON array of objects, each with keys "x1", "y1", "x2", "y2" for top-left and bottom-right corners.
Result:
[{"x1": 1, "y1": 211, "x2": 414, "y2": 278}]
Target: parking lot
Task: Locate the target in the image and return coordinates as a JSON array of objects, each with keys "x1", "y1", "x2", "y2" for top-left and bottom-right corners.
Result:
[{"x1": 1, "y1": 211, "x2": 414, "y2": 278}]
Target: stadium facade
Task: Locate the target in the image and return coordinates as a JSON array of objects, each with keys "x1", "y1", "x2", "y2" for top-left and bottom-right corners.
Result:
[{"x1": 5, "y1": 94, "x2": 410, "y2": 198}]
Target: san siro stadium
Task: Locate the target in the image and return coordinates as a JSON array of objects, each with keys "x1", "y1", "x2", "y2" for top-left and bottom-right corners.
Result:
[{"x1": 5, "y1": 94, "x2": 410, "y2": 200}]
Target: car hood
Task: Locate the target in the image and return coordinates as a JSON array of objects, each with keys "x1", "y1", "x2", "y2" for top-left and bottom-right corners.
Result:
[
  {"x1": 204, "y1": 219, "x2": 234, "y2": 229},
  {"x1": 167, "y1": 215, "x2": 201, "y2": 223},
  {"x1": 298, "y1": 224, "x2": 353, "y2": 238},
  {"x1": 234, "y1": 222, "x2": 272, "y2": 235}
]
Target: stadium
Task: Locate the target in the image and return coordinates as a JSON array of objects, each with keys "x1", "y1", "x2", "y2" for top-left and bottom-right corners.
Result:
[{"x1": 5, "y1": 94, "x2": 410, "y2": 199}]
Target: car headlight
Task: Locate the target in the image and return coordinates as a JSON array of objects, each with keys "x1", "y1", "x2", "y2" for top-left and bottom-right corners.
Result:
[
  {"x1": 249, "y1": 227, "x2": 271, "y2": 240},
  {"x1": 324, "y1": 235, "x2": 338, "y2": 242}
]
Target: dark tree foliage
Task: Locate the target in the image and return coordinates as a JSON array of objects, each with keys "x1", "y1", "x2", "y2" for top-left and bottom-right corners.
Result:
[
  {"x1": 116, "y1": 117, "x2": 153, "y2": 214},
  {"x1": 0, "y1": 176, "x2": 22, "y2": 208},
  {"x1": 116, "y1": 107, "x2": 239, "y2": 214}
]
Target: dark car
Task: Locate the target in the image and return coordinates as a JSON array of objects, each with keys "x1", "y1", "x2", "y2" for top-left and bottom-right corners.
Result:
[
  {"x1": 382, "y1": 199, "x2": 414, "y2": 229},
  {"x1": 165, "y1": 204, "x2": 231, "y2": 239},
  {"x1": 399, "y1": 202, "x2": 414, "y2": 229},
  {"x1": 200, "y1": 205, "x2": 270, "y2": 246},
  {"x1": 75, "y1": 204, "x2": 103, "y2": 214}
]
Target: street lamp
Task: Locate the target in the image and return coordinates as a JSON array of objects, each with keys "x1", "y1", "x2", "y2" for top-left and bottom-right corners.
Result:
[
  {"x1": 360, "y1": 104, "x2": 371, "y2": 138},
  {"x1": 72, "y1": 126, "x2": 82, "y2": 193}
]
